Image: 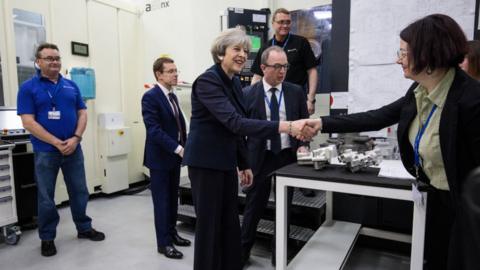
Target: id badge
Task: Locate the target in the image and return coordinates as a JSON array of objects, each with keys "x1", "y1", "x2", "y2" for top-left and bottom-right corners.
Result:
[
  {"x1": 48, "y1": 110, "x2": 61, "y2": 120},
  {"x1": 412, "y1": 183, "x2": 424, "y2": 206}
]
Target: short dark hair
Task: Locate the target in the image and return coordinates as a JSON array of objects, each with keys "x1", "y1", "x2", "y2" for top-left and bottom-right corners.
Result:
[
  {"x1": 272, "y1": 8, "x2": 290, "y2": 23},
  {"x1": 399, "y1": 14, "x2": 467, "y2": 74},
  {"x1": 465, "y1": 40, "x2": 480, "y2": 80},
  {"x1": 153, "y1": 57, "x2": 174, "y2": 80},
  {"x1": 35, "y1": 43, "x2": 59, "y2": 59},
  {"x1": 261, "y1": 46, "x2": 285, "y2": 65}
]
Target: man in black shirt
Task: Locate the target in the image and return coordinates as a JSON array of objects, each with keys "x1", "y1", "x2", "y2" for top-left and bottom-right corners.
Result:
[{"x1": 251, "y1": 8, "x2": 318, "y2": 115}]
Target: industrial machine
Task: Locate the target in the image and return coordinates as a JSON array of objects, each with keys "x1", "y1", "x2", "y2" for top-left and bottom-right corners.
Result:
[
  {"x1": 97, "y1": 113, "x2": 131, "y2": 194},
  {"x1": 0, "y1": 108, "x2": 36, "y2": 229},
  {"x1": 224, "y1": 7, "x2": 270, "y2": 87},
  {"x1": 0, "y1": 139, "x2": 20, "y2": 245}
]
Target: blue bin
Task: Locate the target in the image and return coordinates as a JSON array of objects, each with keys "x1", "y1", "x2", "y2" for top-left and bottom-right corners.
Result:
[{"x1": 70, "y1": 67, "x2": 96, "y2": 99}]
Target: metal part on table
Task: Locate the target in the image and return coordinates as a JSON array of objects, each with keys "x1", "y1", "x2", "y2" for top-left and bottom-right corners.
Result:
[
  {"x1": 312, "y1": 145, "x2": 338, "y2": 170},
  {"x1": 338, "y1": 149, "x2": 382, "y2": 173},
  {"x1": 297, "y1": 151, "x2": 314, "y2": 165}
]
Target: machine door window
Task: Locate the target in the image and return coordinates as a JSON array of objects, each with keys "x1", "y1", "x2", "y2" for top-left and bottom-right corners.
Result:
[{"x1": 12, "y1": 8, "x2": 46, "y2": 86}]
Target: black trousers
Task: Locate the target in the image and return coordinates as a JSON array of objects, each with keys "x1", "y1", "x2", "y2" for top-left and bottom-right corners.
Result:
[
  {"x1": 189, "y1": 166, "x2": 241, "y2": 270},
  {"x1": 424, "y1": 188, "x2": 454, "y2": 270},
  {"x1": 241, "y1": 150, "x2": 295, "y2": 258}
]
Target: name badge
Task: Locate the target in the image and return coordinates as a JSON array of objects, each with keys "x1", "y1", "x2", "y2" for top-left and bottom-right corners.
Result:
[
  {"x1": 287, "y1": 48, "x2": 297, "y2": 53},
  {"x1": 411, "y1": 183, "x2": 424, "y2": 206},
  {"x1": 48, "y1": 110, "x2": 61, "y2": 120}
]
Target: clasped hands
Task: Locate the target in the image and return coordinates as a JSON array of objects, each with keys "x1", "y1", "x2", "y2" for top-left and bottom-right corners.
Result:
[
  {"x1": 54, "y1": 136, "x2": 80, "y2": 156},
  {"x1": 287, "y1": 119, "x2": 322, "y2": 142}
]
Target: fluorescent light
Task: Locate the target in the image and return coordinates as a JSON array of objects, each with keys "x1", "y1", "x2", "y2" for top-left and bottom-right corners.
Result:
[{"x1": 314, "y1": 11, "x2": 332, "y2": 20}]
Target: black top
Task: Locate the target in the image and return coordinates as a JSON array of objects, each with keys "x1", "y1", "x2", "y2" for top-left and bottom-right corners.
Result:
[
  {"x1": 251, "y1": 34, "x2": 317, "y2": 86},
  {"x1": 183, "y1": 64, "x2": 279, "y2": 171},
  {"x1": 275, "y1": 163, "x2": 424, "y2": 191}
]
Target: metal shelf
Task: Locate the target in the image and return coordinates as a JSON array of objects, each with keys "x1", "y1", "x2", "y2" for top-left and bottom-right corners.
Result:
[{"x1": 177, "y1": 204, "x2": 315, "y2": 242}]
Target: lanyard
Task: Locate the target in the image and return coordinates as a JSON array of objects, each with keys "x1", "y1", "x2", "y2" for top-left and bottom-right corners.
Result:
[
  {"x1": 413, "y1": 104, "x2": 437, "y2": 177},
  {"x1": 46, "y1": 79, "x2": 62, "y2": 110},
  {"x1": 264, "y1": 89, "x2": 283, "y2": 117},
  {"x1": 272, "y1": 33, "x2": 290, "y2": 49}
]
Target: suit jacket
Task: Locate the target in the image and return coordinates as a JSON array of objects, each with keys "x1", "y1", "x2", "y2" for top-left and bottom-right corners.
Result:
[
  {"x1": 321, "y1": 68, "x2": 480, "y2": 269},
  {"x1": 183, "y1": 64, "x2": 279, "y2": 171},
  {"x1": 244, "y1": 81, "x2": 309, "y2": 175},
  {"x1": 142, "y1": 84, "x2": 186, "y2": 171}
]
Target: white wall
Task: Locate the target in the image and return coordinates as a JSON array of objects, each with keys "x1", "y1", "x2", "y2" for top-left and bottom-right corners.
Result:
[
  {"x1": 140, "y1": 0, "x2": 269, "y2": 84},
  {"x1": 0, "y1": 0, "x2": 145, "y2": 202}
]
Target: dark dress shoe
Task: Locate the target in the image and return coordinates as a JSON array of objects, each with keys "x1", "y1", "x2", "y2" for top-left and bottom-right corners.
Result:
[
  {"x1": 41, "y1": 240, "x2": 57, "y2": 257},
  {"x1": 78, "y1": 228, "x2": 105, "y2": 241},
  {"x1": 158, "y1": 245, "x2": 183, "y2": 259},
  {"x1": 172, "y1": 233, "x2": 191, "y2": 246},
  {"x1": 241, "y1": 249, "x2": 250, "y2": 267}
]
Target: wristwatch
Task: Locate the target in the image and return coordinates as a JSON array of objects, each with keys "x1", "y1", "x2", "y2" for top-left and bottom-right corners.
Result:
[
  {"x1": 73, "y1": 134, "x2": 83, "y2": 142},
  {"x1": 308, "y1": 98, "x2": 316, "y2": 104}
]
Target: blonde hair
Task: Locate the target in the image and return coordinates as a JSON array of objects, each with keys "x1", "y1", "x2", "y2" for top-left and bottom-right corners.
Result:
[{"x1": 210, "y1": 28, "x2": 251, "y2": 64}]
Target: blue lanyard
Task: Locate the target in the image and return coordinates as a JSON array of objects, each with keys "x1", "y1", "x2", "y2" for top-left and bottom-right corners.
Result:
[
  {"x1": 264, "y1": 89, "x2": 283, "y2": 117},
  {"x1": 413, "y1": 104, "x2": 437, "y2": 175},
  {"x1": 272, "y1": 33, "x2": 290, "y2": 49},
  {"x1": 45, "y1": 78, "x2": 62, "y2": 109}
]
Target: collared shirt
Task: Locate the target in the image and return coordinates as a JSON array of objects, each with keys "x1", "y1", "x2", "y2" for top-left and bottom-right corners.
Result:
[
  {"x1": 251, "y1": 34, "x2": 317, "y2": 86},
  {"x1": 408, "y1": 68, "x2": 455, "y2": 190},
  {"x1": 17, "y1": 71, "x2": 86, "y2": 152},
  {"x1": 157, "y1": 82, "x2": 183, "y2": 155},
  {"x1": 263, "y1": 79, "x2": 291, "y2": 150}
]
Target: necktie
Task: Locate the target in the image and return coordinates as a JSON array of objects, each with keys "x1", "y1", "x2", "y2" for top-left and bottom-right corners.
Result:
[
  {"x1": 168, "y1": 92, "x2": 186, "y2": 146},
  {"x1": 269, "y1": 88, "x2": 281, "y2": 154}
]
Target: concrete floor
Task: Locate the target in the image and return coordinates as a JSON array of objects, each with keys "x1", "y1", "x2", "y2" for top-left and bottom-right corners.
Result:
[
  {"x1": 0, "y1": 190, "x2": 273, "y2": 270},
  {"x1": 0, "y1": 189, "x2": 409, "y2": 270}
]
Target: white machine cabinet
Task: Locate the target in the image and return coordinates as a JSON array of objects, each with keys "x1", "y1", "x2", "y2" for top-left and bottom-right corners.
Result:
[
  {"x1": 0, "y1": 142, "x2": 20, "y2": 244},
  {"x1": 98, "y1": 113, "x2": 131, "y2": 194}
]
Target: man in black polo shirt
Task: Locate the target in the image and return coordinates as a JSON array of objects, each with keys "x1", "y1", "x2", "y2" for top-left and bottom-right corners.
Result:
[{"x1": 251, "y1": 8, "x2": 318, "y2": 115}]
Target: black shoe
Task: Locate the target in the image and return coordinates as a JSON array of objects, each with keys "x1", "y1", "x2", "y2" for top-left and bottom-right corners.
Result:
[
  {"x1": 41, "y1": 240, "x2": 57, "y2": 257},
  {"x1": 241, "y1": 249, "x2": 250, "y2": 267},
  {"x1": 172, "y1": 233, "x2": 191, "y2": 246},
  {"x1": 299, "y1": 188, "x2": 316, "y2": 197},
  {"x1": 158, "y1": 245, "x2": 183, "y2": 259},
  {"x1": 78, "y1": 229, "x2": 105, "y2": 241}
]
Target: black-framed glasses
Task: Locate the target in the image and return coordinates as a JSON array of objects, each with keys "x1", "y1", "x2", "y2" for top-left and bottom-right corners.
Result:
[
  {"x1": 265, "y1": 63, "x2": 289, "y2": 71},
  {"x1": 274, "y1": 20, "x2": 291, "y2": 26},
  {"x1": 38, "y1": 56, "x2": 61, "y2": 62},
  {"x1": 396, "y1": 49, "x2": 408, "y2": 59}
]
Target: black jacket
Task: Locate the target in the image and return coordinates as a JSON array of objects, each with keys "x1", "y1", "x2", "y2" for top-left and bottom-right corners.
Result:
[
  {"x1": 244, "y1": 81, "x2": 309, "y2": 175},
  {"x1": 321, "y1": 68, "x2": 480, "y2": 269},
  {"x1": 183, "y1": 64, "x2": 279, "y2": 171}
]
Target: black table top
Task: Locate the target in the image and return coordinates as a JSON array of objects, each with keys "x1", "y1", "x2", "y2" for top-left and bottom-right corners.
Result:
[{"x1": 275, "y1": 163, "x2": 427, "y2": 191}]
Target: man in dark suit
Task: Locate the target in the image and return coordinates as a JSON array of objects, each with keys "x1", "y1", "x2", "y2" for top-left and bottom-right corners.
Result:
[
  {"x1": 141, "y1": 57, "x2": 190, "y2": 259},
  {"x1": 241, "y1": 46, "x2": 309, "y2": 266}
]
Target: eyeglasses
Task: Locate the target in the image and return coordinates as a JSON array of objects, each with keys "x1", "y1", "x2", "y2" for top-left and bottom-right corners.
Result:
[
  {"x1": 164, "y1": 69, "x2": 179, "y2": 74},
  {"x1": 264, "y1": 63, "x2": 290, "y2": 71},
  {"x1": 39, "y1": 56, "x2": 61, "y2": 62},
  {"x1": 274, "y1": 20, "x2": 291, "y2": 26},
  {"x1": 396, "y1": 49, "x2": 408, "y2": 59}
]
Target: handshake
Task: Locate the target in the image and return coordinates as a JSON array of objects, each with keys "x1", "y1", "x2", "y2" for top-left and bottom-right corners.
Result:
[{"x1": 281, "y1": 118, "x2": 322, "y2": 142}]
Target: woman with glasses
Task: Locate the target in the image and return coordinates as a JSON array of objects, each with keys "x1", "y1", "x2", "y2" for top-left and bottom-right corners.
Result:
[
  {"x1": 182, "y1": 28, "x2": 312, "y2": 270},
  {"x1": 460, "y1": 40, "x2": 480, "y2": 81},
  {"x1": 306, "y1": 14, "x2": 480, "y2": 269}
]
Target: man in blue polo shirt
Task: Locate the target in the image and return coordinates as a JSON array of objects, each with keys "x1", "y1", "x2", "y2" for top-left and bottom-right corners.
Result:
[{"x1": 17, "y1": 43, "x2": 105, "y2": 257}]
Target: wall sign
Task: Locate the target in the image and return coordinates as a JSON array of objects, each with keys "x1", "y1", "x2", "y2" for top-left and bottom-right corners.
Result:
[
  {"x1": 145, "y1": 0, "x2": 171, "y2": 12},
  {"x1": 71, "y1": 41, "x2": 89, "y2": 57}
]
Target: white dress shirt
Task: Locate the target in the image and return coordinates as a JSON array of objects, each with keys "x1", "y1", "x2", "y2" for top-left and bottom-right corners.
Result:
[
  {"x1": 262, "y1": 79, "x2": 291, "y2": 150},
  {"x1": 157, "y1": 82, "x2": 183, "y2": 155}
]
